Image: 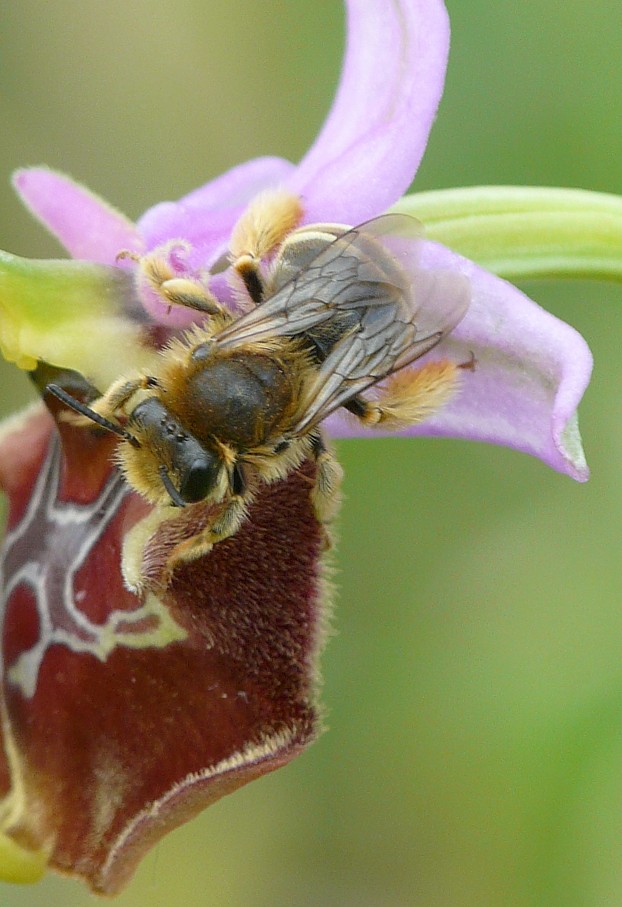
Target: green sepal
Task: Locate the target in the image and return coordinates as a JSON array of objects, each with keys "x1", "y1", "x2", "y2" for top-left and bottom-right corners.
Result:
[
  {"x1": 0, "y1": 832, "x2": 48, "y2": 884},
  {"x1": 393, "y1": 186, "x2": 622, "y2": 282},
  {"x1": 0, "y1": 252, "x2": 158, "y2": 390}
]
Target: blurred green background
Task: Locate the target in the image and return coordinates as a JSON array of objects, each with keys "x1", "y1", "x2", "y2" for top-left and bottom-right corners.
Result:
[{"x1": 1, "y1": 1, "x2": 622, "y2": 905}]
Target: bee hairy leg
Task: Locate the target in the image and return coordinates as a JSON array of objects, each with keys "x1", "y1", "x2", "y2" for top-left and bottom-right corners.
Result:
[
  {"x1": 121, "y1": 247, "x2": 225, "y2": 316},
  {"x1": 165, "y1": 532, "x2": 215, "y2": 575},
  {"x1": 154, "y1": 276, "x2": 226, "y2": 316},
  {"x1": 209, "y1": 493, "x2": 249, "y2": 540},
  {"x1": 121, "y1": 504, "x2": 221, "y2": 593},
  {"x1": 92, "y1": 373, "x2": 157, "y2": 421},
  {"x1": 60, "y1": 373, "x2": 155, "y2": 428},
  {"x1": 231, "y1": 256, "x2": 265, "y2": 306},
  {"x1": 104, "y1": 373, "x2": 158, "y2": 409},
  {"x1": 309, "y1": 433, "x2": 343, "y2": 524},
  {"x1": 164, "y1": 494, "x2": 249, "y2": 578},
  {"x1": 345, "y1": 359, "x2": 463, "y2": 431},
  {"x1": 229, "y1": 189, "x2": 304, "y2": 304}
]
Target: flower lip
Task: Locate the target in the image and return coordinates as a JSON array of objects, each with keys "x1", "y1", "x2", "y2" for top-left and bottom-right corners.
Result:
[{"x1": 0, "y1": 389, "x2": 329, "y2": 895}]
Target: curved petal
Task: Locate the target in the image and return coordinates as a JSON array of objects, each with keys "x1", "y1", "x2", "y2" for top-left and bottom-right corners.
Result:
[
  {"x1": 327, "y1": 241, "x2": 592, "y2": 481},
  {"x1": 12, "y1": 169, "x2": 142, "y2": 264},
  {"x1": 137, "y1": 156, "x2": 296, "y2": 262},
  {"x1": 288, "y1": 0, "x2": 450, "y2": 224}
]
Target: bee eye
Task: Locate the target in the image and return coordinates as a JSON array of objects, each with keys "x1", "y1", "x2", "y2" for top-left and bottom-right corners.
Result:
[{"x1": 178, "y1": 456, "x2": 219, "y2": 504}]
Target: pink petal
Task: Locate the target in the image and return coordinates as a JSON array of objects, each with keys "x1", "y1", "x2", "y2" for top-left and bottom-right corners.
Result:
[
  {"x1": 137, "y1": 156, "x2": 296, "y2": 262},
  {"x1": 327, "y1": 241, "x2": 592, "y2": 481},
  {"x1": 135, "y1": 0, "x2": 450, "y2": 257},
  {"x1": 288, "y1": 0, "x2": 450, "y2": 224},
  {"x1": 12, "y1": 169, "x2": 142, "y2": 264}
]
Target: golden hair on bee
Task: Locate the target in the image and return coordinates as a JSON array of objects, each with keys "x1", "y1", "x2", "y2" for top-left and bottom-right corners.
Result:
[
  {"x1": 229, "y1": 189, "x2": 304, "y2": 263},
  {"x1": 229, "y1": 189, "x2": 304, "y2": 306},
  {"x1": 359, "y1": 359, "x2": 463, "y2": 430}
]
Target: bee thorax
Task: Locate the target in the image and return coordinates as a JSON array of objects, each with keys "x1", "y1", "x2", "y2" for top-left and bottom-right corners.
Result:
[{"x1": 173, "y1": 353, "x2": 295, "y2": 449}]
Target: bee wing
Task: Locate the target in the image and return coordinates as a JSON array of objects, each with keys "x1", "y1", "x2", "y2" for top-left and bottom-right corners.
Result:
[
  {"x1": 291, "y1": 263, "x2": 470, "y2": 433},
  {"x1": 216, "y1": 214, "x2": 470, "y2": 432},
  {"x1": 215, "y1": 214, "x2": 425, "y2": 348}
]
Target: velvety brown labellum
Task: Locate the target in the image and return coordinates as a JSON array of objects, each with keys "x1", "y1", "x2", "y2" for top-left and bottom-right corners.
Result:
[{"x1": 0, "y1": 398, "x2": 330, "y2": 894}]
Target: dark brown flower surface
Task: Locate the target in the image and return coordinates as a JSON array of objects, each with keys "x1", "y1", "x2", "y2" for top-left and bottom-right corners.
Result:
[{"x1": 0, "y1": 390, "x2": 328, "y2": 895}]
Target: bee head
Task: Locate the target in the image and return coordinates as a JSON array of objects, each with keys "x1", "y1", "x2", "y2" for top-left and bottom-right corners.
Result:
[{"x1": 128, "y1": 397, "x2": 224, "y2": 506}]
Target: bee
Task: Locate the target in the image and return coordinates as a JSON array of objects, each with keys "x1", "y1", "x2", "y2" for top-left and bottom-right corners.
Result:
[{"x1": 47, "y1": 190, "x2": 470, "y2": 586}]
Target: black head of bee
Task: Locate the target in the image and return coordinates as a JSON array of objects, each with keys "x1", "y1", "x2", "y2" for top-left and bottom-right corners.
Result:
[{"x1": 129, "y1": 397, "x2": 222, "y2": 505}]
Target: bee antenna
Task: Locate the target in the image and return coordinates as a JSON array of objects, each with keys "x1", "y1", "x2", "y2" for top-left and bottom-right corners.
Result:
[
  {"x1": 158, "y1": 465, "x2": 187, "y2": 508},
  {"x1": 46, "y1": 384, "x2": 141, "y2": 448}
]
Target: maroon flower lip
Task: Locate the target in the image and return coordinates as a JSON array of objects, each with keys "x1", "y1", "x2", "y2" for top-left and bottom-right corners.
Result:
[{"x1": 0, "y1": 383, "x2": 328, "y2": 894}]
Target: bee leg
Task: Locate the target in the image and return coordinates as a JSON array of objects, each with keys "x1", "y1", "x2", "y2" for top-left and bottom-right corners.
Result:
[
  {"x1": 165, "y1": 466, "x2": 250, "y2": 575},
  {"x1": 152, "y1": 278, "x2": 227, "y2": 316},
  {"x1": 344, "y1": 360, "x2": 463, "y2": 431},
  {"x1": 61, "y1": 373, "x2": 154, "y2": 427},
  {"x1": 229, "y1": 189, "x2": 304, "y2": 304},
  {"x1": 164, "y1": 529, "x2": 215, "y2": 575},
  {"x1": 309, "y1": 433, "x2": 343, "y2": 524},
  {"x1": 230, "y1": 257, "x2": 265, "y2": 306},
  {"x1": 163, "y1": 495, "x2": 249, "y2": 580},
  {"x1": 92, "y1": 373, "x2": 158, "y2": 420},
  {"x1": 123, "y1": 248, "x2": 229, "y2": 318},
  {"x1": 106, "y1": 374, "x2": 157, "y2": 407},
  {"x1": 207, "y1": 462, "x2": 249, "y2": 540},
  {"x1": 209, "y1": 494, "x2": 249, "y2": 541}
]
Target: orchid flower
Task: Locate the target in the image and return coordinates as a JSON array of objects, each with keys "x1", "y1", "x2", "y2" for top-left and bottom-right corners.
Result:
[{"x1": 0, "y1": 0, "x2": 612, "y2": 894}]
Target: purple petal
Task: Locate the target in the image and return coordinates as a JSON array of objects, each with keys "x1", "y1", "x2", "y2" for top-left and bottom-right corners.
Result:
[
  {"x1": 327, "y1": 241, "x2": 592, "y2": 481},
  {"x1": 288, "y1": 0, "x2": 450, "y2": 225},
  {"x1": 137, "y1": 156, "x2": 296, "y2": 263},
  {"x1": 12, "y1": 168, "x2": 142, "y2": 264}
]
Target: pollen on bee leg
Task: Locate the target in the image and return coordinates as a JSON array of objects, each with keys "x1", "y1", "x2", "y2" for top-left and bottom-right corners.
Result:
[
  {"x1": 311, "y1": 454, "x2": 344, "y2": 525},
  {"x1": 229, "y1": 190, "x2": 304, "y2": 304},
  {"x1": 365, "y1": 359, "x2": 463, "y2": 430},
  {"x1": 122, "y1": 243, "x2": 221, "y2": 315},
  {"x1": 229, "y1": 189, "x2": 304, "y2": 262}
]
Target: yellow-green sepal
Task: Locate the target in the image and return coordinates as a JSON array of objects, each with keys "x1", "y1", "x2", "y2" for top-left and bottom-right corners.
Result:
[
  {"x1": 394, "y1": 186, "x2": 622, "y2": 283},
  {"x1": 0, "y1": 252, "x2": 158, "y2": 390},
  {"x1": 0, "y1": 831, "x2": 48, "y2": 884}
]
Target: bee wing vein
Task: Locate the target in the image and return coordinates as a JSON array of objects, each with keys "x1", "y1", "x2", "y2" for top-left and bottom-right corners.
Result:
[{"x1": 213, "y1": 214, "x2": 470, "y2": 434}]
